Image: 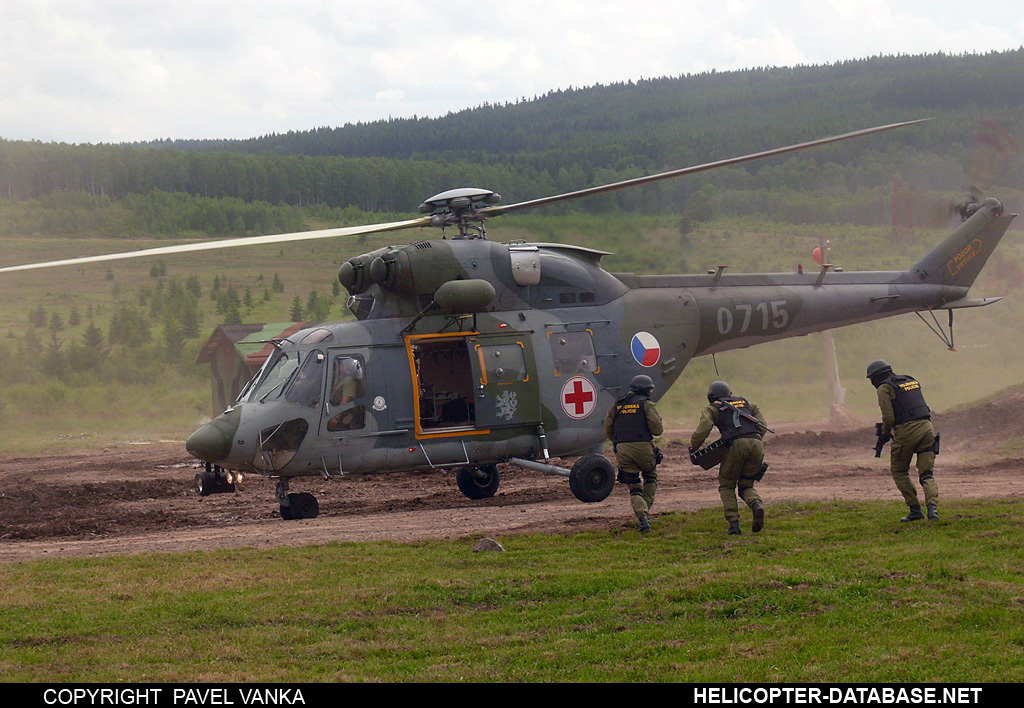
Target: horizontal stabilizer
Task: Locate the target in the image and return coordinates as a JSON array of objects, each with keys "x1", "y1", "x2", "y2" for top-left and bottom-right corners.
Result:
[{"x1": 935, "y1": 297, "x2": 1003, "y2": 309}]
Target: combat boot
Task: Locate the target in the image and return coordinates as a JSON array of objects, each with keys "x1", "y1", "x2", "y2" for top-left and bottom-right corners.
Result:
[
  {"x1": 751, "y1": 501, "x2": 765, "y2": 533},
  {"x1": 727, "y1": 521, "x2": 742, "y2": 535},
  {"x1": 639, "y1": 514, "x2": 652, "y2": 533},
  {"x1": 927, "y1": 504, "x2": 939, "y2": 521},
  {"x1": 901, "y1": 505, "x2": 924, "y2": 522}
]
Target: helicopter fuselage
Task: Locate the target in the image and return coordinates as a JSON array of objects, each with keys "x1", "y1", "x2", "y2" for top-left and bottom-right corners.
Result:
[{"x1": 186, "y1": 200, "x2": 1014, "y2": 498}]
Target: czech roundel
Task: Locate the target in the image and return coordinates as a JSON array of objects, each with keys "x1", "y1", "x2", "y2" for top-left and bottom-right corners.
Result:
[
  {"x1": 631, "y1": 332, "x2": 661, "y2": 367},
  {"x1": 560, "y1": 376, "x2": 597, "y2": 420}
]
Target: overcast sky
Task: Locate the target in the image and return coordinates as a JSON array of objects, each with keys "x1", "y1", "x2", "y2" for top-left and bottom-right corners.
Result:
[{"x1": 1, "y1": 0, "x2": 1022, "y2": 145}]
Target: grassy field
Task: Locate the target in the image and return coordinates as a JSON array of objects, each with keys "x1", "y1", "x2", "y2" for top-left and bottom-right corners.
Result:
[{"x1": 2, "y1": 498, "x2": 1022, "y2": 682}]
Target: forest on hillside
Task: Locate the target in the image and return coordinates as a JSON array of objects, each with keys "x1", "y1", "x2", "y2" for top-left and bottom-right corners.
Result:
[{"x1": 1, "y1": 50, "x2": 1023, "y2": 227}]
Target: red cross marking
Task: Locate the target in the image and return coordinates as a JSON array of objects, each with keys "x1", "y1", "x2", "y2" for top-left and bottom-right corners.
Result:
[{"x1": 564, "y1": 379, "x2": 594, "y2": 415}]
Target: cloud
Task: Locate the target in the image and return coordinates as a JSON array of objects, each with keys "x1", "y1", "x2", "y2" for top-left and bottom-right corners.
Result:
[{"x1": 1, "y1": 0, "x2": 1022, "y2": 143}]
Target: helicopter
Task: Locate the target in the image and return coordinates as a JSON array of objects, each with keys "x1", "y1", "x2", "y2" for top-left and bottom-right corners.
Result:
[{"x1": 0, "y1": 120, "x2": 1016, "y2": 520}]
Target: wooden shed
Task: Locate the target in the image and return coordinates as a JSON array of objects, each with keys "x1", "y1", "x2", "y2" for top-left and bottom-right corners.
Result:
[{"x1": 194, "y1": 322, "x2": 310, "y2": 417}]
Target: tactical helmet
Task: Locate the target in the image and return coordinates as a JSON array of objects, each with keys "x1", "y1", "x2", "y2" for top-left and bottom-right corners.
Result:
[
  {"x1": 865, "y1": 360, "x2": 892, "y2": 380},
  {"x1": 629, "y1": 374, "x2": 655, "y2": 395},
  {"x1": 338, "y1": 357, "x2": 363, "y2": 379},
  {"x1": 707, "y1": 380, "x2": 731, "y2": 403}
]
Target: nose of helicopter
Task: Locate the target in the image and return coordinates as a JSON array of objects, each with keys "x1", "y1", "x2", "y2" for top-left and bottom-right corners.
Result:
[
  {"x1": 186, "y1": 423, "x2": 231, "y2": 462},
  {"x1": 186, "y1": 408, "x2": 241, "y2": 463}
]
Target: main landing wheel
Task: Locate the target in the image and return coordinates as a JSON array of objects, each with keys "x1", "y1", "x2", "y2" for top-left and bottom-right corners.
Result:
[
  {"x1": 456, "y1": 464, "x2": 501, "y2": 500},
  {"x1": 280, "y1": 492, "x2": 319, "y2": 520},
  {"x1": 569, "y1": 454, "x2": 616, "y2": 503}
]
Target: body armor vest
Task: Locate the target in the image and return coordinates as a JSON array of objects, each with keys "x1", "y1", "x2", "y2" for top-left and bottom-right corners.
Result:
[
  {"x1": 611, "y1": 392, "x2": 653, "y2": 443},
  {"x1": 886, "y1": 374, "x2": 931, "y2": 425},
  {"x1": 714, "y1": 395, "x2": 762, "y2": 441}
]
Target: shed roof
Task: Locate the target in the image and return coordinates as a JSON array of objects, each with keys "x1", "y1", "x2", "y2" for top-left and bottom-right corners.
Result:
[{"x1": 194, "y1": 322, "x2": 311, "y2": 366}]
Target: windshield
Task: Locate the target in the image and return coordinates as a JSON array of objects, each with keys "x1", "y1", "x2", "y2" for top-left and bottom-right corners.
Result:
[
  {"x1": 285, "y1": 350, "x2": 325, "y2": 408},
  {"x1": 246, "y1": 349, "x2": 301, "y2": 402},
  {"x1": 236, "y1": 354, "x2": 272, "y2": 404}
]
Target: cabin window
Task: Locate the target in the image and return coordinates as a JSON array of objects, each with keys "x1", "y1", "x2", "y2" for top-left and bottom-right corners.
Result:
[
  {"x1": 478, "y1": 343, "x2": 527, "y2": 383},
  {"x1": 326, "y1": 354, "x2": 367, "y2": 431},
  {"x1": 550, "y1": 331, "x2": 598, "y2": 376}
]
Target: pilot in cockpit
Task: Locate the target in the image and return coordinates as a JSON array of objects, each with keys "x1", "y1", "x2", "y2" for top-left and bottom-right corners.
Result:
[{"x1": 327, "y1": 357, "x2": 366, "y2": 431}]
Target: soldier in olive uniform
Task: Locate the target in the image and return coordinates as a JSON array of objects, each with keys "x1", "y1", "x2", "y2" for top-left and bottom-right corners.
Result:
[
  {"x1": 867, "y1": 360, "x2": 939, "y2": 522},
  {"x1": 604, "y1": 374, "x2": 664, "y2": 533},
  {"x1": 690, "y1": 381, "x2": 768, "y2": 535}
]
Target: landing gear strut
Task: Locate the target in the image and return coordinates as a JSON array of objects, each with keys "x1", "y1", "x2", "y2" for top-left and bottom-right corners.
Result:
[
  {"x1": 506, "y1": 454, "x2": 616, "y2": 503},
  {"x1": 275, "y1": 478, "x2": 320, "y2": 520}
]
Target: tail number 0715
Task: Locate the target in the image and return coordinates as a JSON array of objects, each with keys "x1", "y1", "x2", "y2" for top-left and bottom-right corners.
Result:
[{"x1": 716, "y1": 301, "x2": 789, "y2": 334}]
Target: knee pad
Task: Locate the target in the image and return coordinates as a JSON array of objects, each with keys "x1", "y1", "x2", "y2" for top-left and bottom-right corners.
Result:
[
  {"x1": 617, "y1": 468, "x2": 641, "y2": 485},
  {"x1": 629, "y1": 488, "x2": 645, "y2": 497}
]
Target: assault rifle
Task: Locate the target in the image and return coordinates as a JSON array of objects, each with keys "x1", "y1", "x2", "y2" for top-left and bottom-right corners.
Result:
[{"x1": 717, "y1": 398, "x2": 775, "y2": 435}]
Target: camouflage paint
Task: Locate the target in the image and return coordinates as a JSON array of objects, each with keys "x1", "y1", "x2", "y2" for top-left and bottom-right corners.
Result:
[{"x1": 186, "y1": 201, "x2": 1014, "y2": 493}]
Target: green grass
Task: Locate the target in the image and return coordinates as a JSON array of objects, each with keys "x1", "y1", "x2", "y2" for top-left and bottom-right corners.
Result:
[{"x1": 2, "y1": 498, "x2": 1022, "y2": 682}]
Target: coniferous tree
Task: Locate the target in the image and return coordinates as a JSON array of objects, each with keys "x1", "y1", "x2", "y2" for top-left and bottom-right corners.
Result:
[
  {"x1": 42, "y1": 331, "x2": 65, "y2": 377},
  {"x1": 108, "y1": 305, "x2": 151, "y2": 349},
  {"x1": 82, "y1": 321, "x2": 105, "y2": 350}
]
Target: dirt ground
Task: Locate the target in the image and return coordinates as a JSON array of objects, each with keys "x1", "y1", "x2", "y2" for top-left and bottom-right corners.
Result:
[{"x1": 2, "y1": 393, "x2": 1023, "y2": 563}]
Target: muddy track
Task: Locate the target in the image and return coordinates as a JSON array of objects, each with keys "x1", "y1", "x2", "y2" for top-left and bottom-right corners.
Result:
[{"x1": 2, "y1": 394, "x2": 1023, "y2": 562}]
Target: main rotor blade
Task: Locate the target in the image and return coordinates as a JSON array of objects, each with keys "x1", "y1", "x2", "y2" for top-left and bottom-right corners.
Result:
[
  {"x1": 478, "y1": 119, "x2": 931, "y2": 218},
  {"x1": 0, "y1": 216, "x2": 432, "y2": 274}
]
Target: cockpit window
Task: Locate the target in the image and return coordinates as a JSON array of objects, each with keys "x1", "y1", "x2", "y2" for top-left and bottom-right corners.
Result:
[
  {"x1": 285, "y1": 350, "x2": 325, "y2": 408},
  {"x1": 247, "y1": 350, "x2": 301, "y2": 402}
]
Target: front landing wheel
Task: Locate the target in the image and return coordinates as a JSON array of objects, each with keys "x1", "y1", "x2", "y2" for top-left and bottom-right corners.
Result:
[{"x1": 194, "y1": 469, "x2": 235, "y2": 496}]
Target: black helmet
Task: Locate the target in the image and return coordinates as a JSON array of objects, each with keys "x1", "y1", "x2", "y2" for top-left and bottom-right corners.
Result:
[
  {"x1": 630, "y1": 374, "x2": 655, "y2": 395},
  {"x1": 707, "y1": 380, "x2": 731, "y2": 403},
  {"x1": 866, "y1": 360, "x2": 892, "y2": 379}
]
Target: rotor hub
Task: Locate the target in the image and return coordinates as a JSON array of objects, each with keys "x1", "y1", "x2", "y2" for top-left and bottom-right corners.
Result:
[{"x1": 418, "y1": 188, "x2": 501, "y2": 238}]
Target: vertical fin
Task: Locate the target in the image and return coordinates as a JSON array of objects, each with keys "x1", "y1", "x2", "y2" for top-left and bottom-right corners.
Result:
[{"x1": 906, "y1": 199, "x2": 1015, "y2": 288}]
